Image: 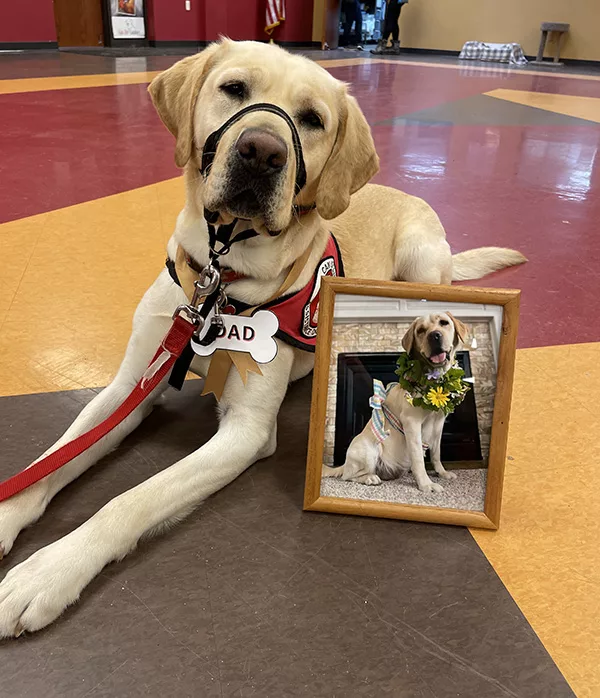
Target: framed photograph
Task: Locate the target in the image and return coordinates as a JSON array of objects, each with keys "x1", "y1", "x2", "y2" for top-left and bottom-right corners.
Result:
[
  {"x1": 303, "y1": 278, "x2": 520, "y2": 529},
  {"x1": 108, "y1": 0, "x2": 146, "y2": 39}
]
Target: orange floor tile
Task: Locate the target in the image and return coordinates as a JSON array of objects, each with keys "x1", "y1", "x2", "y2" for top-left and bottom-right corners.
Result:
[
  {"x1": 0, "y1": 178, "x2": 184, "y2": 396},
  {"x1": 487, "y1": 88, "x2": 600, "y2": 123},
  {"x1": 0, "y1": 71, "x2": 163, "y2": 95},
  {"x1": 472, "y1": 343, "x2": 600, "y2": 698}
]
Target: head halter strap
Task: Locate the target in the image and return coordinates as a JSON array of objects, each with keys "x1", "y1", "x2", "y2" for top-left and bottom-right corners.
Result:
[{"x1": 200, "y1": 102, "x2": 308, "y2": 196}]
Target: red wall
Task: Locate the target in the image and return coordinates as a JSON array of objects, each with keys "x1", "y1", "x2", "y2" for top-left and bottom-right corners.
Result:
[
  {"x1": 0, "y1": 0, "x2": 57, "y2": 43},
  {"x1": 0, "y1": 0, "x2": 311, "y2": 46},
  {"x1": 147, "y1": 0, "x2": 313, "y2": 44},
  {"x1": 146, "y1": 0, "x2": 206, "y2": 42},
  {"x1": 276, "y1": 0, "x2": 314, "y2": 43}
]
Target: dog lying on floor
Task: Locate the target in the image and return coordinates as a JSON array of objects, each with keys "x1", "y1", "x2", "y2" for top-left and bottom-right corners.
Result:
[
  {"x1": 323, "y1": 313, "x2": 471, "y2": 493},
  {"x1": 0, "y1": 40, "x2": 525, "y2": 637}
]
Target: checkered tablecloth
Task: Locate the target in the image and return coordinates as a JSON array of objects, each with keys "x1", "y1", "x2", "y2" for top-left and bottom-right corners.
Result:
[{"x1": 459, "y1": 41, "x2": 528, "y2": 65}]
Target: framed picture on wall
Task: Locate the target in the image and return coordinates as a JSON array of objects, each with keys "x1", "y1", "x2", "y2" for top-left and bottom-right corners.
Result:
[
  {"x1": 107, "y1": 0, "x2": 146, "y2": 40},
  {"x1": 303, "y1": 278, "x2": 520, "y2": 529}
]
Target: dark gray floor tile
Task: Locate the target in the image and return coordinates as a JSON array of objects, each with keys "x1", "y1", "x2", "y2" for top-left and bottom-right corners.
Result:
[
  {"x1": 0, "y1": 380, "x2": 574, "y2": 697},
  {"x1": 376, "y1": 93, "x2": 600, "y2": 127}
]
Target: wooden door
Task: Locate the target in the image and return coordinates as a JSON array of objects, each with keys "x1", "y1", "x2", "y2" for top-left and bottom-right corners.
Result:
[
  {"x1": 322, "y1": 0, "x2": 341, "y2": 49},
  {"x1": 53, "y1": 0, "x2": 105, "y2": 47}
]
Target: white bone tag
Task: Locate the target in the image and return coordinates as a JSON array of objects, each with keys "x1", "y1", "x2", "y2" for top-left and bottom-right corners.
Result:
[{"x1": 190, "y1": 309, "x2": 279, "y2": 364}]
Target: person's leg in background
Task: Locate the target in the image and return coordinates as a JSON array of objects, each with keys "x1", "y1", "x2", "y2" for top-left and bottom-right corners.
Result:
[
  {"x1": 343, "y1": 0, "x2": 363, "y2": 49},
  {"x1": 371, "y1": 0, "x2": 402, "y2": 55},
  {"x1": 387, "y1": 0, "x2": 403, "y2": 54},
  {"x1": 341, "y1": 1, "x2": 353, "y2": 47},
  {"x1": 354, "y1": 0, "x2": 363, "y2": 48}
]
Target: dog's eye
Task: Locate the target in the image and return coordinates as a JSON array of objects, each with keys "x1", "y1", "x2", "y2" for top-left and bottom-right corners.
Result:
[
  {"x1": 299, "y1": 110, "x2": 324, "y2": 130},
  {"x1": 416, "y1": 327, "x2": 426, "y2": 335},
  {"x1": 220, "y1": 81, "x2": 246, "y2": 99},
  {"x1": 439, "y1": 319, "x2": 449, "y2": 326}
]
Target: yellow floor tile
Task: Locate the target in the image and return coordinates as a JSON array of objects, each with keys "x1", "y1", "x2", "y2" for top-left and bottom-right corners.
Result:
[
  {"x1": 0, "y1": 213, "x2": 49, "y2": 296},
  {"x1": 0, "y1": 178, "x2": 184, "y2": 396},
  {"x1": 3, "y1": 62, "x2": 599, "y2": 99},
  {"x1": 0, "y1": 71, "x2": 163, "y2": 96},
  {"x1": 471, "y1": 341, "x2": 600, "y2": 698},
  {"x1": 316, "y1": 58, "x2": 375, "y2": 68},
  {"x1": 372, "y1": 59, "x2": 600, "y2": 82},
  {"x1": 486, "y1": 88, "x2": 600, "y2": 123}
]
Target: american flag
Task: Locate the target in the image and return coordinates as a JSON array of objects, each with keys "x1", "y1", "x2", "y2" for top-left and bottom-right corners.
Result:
[{"x1": 265, "y1": 0, "x2": 285, "y2": 35}]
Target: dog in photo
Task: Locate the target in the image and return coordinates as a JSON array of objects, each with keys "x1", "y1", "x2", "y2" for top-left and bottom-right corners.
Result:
[
  {"x1": 323, "y1": 312, "x2": 470, "y2": 493},
  {"x1": 0, "y1": 40, "x2": 525, "y2": 637}
]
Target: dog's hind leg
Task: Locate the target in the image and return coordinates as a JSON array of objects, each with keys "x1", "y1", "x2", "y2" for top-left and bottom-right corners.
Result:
[
  {"x1": 322, "y1": 465, "x2": 343, "y2": 478},
  {"x1": 393, "y1": 221, "x2": 453, "y2": 285},
  {"x1": 339, "y1": 439, "x2": 382, "y2": 486},
  {"x1": 0, "y1": 339, "x2": 296, "y2": 638},
  {"x1": 0, "y1": 272, "x2": 179, "y2": 560}
]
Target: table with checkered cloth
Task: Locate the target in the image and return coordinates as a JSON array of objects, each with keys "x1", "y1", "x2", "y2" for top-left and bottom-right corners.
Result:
[{"x1": 459, "y1": 41, "x2": 528, "y2": 65}]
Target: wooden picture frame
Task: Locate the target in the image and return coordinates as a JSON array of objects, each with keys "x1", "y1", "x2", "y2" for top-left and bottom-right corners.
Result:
[{"x1": 303, "y1": 278, "x2": 520, "y2": 529}]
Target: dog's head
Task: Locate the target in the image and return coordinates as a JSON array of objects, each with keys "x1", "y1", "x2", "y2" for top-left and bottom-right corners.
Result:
[
  {"x1": 402, "y1": 312, "x2": 469, "y2": 370},
  {"x1": 148, "y1": 40, "x2": 379, "y2": 234}
]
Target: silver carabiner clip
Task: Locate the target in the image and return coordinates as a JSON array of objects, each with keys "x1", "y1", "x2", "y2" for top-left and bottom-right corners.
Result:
[
  {"x1": 198, "y1": 266, "x2": 220, "y2": 295},
  {"x1": 172, "y1": 263, "x2": 221, "y2": 331},
  {"x1": 190, "y1": 265, "x2": 220, "y2": 309}
]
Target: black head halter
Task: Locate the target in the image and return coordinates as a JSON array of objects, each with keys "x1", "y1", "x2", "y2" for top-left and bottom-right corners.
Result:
[{"x1": 200, "y1": 102, "x2": 308, "y2": 205}]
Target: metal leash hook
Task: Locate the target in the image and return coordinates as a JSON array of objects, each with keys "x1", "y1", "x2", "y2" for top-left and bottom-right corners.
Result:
[
  {"x1": 196, "y1": 286, "x2": 228, "y2": 346},
  {"x1": 172, "y1": 263, "x2": 221, "y2": 333}
]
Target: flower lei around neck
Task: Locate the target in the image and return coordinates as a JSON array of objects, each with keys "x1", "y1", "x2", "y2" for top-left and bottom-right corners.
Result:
[{"x1": 395, "y1": 352, "x2": 471, "y2": 416}]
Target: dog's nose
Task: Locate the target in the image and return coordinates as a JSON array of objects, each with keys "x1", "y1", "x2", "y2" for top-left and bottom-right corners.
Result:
[
  {"x1": 236, "y1": 128, "x2": 288, "y2": 177},
  {"x1": 430, "y1": 331, "x2": 442, "y2": 342}
]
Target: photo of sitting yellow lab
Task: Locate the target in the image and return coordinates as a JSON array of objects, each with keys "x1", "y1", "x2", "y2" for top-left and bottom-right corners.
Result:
[{"x1": 323, "y1": 312, "x2": 471, "y2": 494}]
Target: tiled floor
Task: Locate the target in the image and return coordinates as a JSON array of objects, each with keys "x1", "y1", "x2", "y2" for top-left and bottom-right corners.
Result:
[{"x1": 0, "y1": 47, "x2": 599, "y2": 696}]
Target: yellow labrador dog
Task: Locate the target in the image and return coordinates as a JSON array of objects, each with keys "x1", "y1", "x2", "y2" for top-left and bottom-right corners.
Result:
[
  {"x1": 0, "y1": 40, "x2": 524, "y2": 637},
  {"x1": 324, "y1": 313, "x2": 469, "y2": 493}
]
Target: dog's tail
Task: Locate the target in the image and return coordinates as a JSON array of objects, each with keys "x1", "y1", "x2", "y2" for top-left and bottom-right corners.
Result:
[
  {"x1": 322, "y1": 465, "x2": 344, "y2": 478},
  {"x1": 451, "y1": 247, "x2": 527, "y2": 282}
]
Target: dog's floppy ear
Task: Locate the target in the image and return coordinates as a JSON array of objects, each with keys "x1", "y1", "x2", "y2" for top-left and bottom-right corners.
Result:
[
  {"x1": 446, "y1": 312, "x2": 469, "y2": 346},
  {"x1": 316, "y1": 92, "x2": 379, "y2": 220},
  {"x1": 148, "y1": 41, "x2": 226, "y2": 168},
  {"x1": 401, "y1": 320, "x2": 418, "y2": 356}
]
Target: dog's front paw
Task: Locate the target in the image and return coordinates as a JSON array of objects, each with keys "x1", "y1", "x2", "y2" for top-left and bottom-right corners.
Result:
[
  {"x1": 439, "y1": 471, "x2": 457, "y2": 481},
  {"x1": 419, "y1": 481, "x2": 444, "y2": 494},
  {"x1": 0, "y1": 538, "x2": 92, "y2": 638}
]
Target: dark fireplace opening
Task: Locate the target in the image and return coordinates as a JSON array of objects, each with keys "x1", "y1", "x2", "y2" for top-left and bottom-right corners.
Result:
[{"x1": 333, "y1": 352, "x2": 483, "y2": 468}]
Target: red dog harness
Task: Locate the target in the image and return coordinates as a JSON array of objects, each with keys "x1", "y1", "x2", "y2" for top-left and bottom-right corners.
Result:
[{"x1": 167, "y1": 233, "x2": 344, "y2": 352}]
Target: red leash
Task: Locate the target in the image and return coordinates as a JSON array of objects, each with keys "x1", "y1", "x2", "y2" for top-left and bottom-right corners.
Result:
[{"x1": 0, "y1": 316, "x2": 196, "y2": 504}]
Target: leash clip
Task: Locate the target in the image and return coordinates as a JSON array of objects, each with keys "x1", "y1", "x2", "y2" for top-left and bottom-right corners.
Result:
[
  {"x1": 172, "y1": 264, "x2": 221, "y2": 328},
  {"x1": 172, "y1": 303, "x2": 206, "y2": 328},
  {"x1": 191, "y1": 265, "x2": 220, "y2": 305}
]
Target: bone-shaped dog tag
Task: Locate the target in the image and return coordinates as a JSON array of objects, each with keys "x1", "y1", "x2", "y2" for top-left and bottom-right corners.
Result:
[{"x1": 191, "y1": 309, "x2": 279, "y2": 364}]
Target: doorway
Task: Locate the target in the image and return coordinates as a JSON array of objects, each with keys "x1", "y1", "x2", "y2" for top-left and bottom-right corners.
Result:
[
  {"x1": 322, "y1": 0, "x2": 385, "y2": 49},
  {"x1": 53, "y1": 0, "x2": 104, "y2": 47}
]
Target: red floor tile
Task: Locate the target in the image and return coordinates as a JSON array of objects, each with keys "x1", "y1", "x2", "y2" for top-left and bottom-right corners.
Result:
[{"x1": 1, "y1": 60, "x2": 599, "y2": 350}]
